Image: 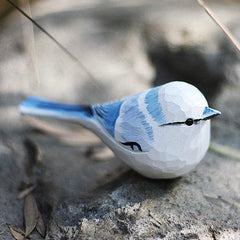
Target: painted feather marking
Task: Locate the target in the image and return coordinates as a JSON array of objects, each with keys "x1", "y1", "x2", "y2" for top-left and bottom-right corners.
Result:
[
  {"x1": 93, "y1": 100, "x2": 123, "y2": 137},
  {"x1": 117, "y1": 93, "x2": 154, "y2": 152},
  {"x1": 144, "y1": 87, "x2": 166, "y2": 125}
]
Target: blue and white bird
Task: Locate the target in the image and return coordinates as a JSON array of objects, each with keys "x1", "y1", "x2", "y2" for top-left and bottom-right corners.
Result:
[{"x1": 20, "y1": 81, "x2": 221, "y2": 179}]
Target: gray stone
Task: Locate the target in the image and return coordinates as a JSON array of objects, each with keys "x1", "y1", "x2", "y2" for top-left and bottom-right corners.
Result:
[{"x1": 49, "y1": 149, "x2": 240, "y2": 239}]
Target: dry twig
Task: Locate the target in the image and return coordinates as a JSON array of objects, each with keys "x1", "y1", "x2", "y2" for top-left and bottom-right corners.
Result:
[
  {"x1": 5, "y1": 0, "x2": 98, "y2": 84},
  {"x1": 198, "y1": 0, "x2": 240, "y2": 53},
  {"x1": 210, "y1": 142, "x2": 240, "y2": 161},
  {"x1": 17, "y1": 185, "x2": 35, "y2": 199}
]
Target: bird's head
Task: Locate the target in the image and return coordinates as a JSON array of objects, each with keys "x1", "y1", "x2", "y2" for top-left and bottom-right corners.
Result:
[{"x1": 157, "y1": 81, "x2": 221, "y2": 127}]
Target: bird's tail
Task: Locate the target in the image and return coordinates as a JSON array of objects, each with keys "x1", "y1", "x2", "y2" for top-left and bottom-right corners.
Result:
[{"x1": 19, "y1": 97, "x2": 94, "y2": 123}]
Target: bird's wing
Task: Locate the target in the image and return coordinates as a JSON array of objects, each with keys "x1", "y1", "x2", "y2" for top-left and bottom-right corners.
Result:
[{"x1": 92, "y1": 100, "x2": 124, "y2": 137}]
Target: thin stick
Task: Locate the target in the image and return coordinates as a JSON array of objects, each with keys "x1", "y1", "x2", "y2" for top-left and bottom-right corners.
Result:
[
  {"x1": 198, "y1": 0, "x2": 240, "y2": 53},
  {"x1": 209, "y1": 142, "x2": 240, "y2": 161},
  {"x1": 20, "y1": 0, "x2": 40, "y2": 86},
  {"x1": 5, "y1": 0, "x2": 98, "y2": 83}
]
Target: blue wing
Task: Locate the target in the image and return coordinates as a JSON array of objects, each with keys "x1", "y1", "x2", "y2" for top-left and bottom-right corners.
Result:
[
  {"x1": 115, "y1": 92, "x2": 154, "y2": 152},
  {"x1": 92, "y1": 87, "x2": 165, "y2": 151},
  {"x1": 20, "y1": 97, "x2": 124, "y2": 137},
  {"x1": 93, "y1": 100, "x2": 124, "y2": 137}
]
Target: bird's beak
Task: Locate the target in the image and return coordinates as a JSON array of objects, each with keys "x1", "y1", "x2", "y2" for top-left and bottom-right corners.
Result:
[{"x1": 202, "y1": 107, "x2": 221, "y2": 120}]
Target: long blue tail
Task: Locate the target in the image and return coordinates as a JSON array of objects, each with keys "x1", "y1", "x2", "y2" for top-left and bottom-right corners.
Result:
[{"x1": 19, "y1": 97, "x2": 93, "y2": 121}]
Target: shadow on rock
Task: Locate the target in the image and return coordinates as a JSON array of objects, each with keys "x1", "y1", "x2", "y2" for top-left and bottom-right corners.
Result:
[{"x1": 147, "y1": 43, "x2": 226, "y2": 104}]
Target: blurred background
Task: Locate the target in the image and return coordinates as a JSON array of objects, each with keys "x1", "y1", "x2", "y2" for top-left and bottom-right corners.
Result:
[{"x1": 0, "y1": 0, "x2": 240, "y2": 239}]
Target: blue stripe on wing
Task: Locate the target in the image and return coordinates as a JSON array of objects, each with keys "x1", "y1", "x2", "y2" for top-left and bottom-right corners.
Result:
[
  {"x1": 120, "y1": 99, "x2": 154, "y2": 141},
  {"x1": 93, "y1": 100, "x2": 124, "y2": 137},
  {"x1": 144, "y1": 87, "x2": 166, "y2": 125},
  {"x1": 118, "y1": 93, "x2": 153, "y2": 152}
]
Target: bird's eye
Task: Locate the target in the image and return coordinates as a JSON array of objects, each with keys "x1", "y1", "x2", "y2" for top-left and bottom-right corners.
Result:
[
  {"x1": 121, "y1": 142, "x2": 142, "y2": 152},
  {"x1": 185, "y1": 118, "x2": 194, "y2": 126}
]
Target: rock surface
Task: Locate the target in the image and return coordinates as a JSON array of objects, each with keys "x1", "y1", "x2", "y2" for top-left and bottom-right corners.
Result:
[
  {"x1": 0, "y1": 0, "x2": 240, "y2": 239},
  {"x1": 50, "y1": 150, "x2": 240, "y2": 240}
]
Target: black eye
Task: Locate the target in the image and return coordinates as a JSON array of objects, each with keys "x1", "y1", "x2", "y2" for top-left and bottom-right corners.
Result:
[{"x1": 185, "y1": 118, "x2": 194, "y2": 126}]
